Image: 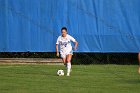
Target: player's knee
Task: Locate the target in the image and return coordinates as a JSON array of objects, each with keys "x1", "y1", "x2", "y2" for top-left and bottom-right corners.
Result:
[
  {"x1": 62, "y1": 58, "x2": 66, "y2": 63},
  {"x1": 67, "y1": 59, "x2": 71, "y2": 62}
]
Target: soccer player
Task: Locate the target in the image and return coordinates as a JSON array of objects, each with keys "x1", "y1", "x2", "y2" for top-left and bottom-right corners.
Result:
[
  {"x1": 138, "y1": 52, "x2": 140, "y2": 74},
  {"x1": 56, "y1": 27, "x2": 78, "y2": 76}
]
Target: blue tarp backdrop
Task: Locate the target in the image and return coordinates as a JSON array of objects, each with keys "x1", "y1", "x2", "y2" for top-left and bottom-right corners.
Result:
[{"x1": 0, "y1": 0, "x2": 140, "y2": 52}]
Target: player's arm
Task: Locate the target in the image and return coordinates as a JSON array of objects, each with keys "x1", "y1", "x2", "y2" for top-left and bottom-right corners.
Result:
[
  {"x1": 69, "y1": 35, "x2": 78, "y2": 50},
  {"x1": 56, "y1": 37, "x2": 60, "y2": 57},
  {"x1": 56, "y1": 44, "x2": 59, "y2": 57},
  {"x1": 74, "y1": 41, "x2": 78, "y2": 50}
]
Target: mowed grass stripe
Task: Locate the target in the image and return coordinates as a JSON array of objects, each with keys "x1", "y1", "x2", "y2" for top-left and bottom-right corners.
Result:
[{"x1": 0, "y1": 64, "x2": 140, "y2": 93}]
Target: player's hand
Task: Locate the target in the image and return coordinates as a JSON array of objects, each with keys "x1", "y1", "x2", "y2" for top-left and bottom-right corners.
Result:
[
  {"x1": 56, "y1": 52, "x2": 59, "y2": 57},
  {"x1": 73, "y1": 47, "x2": 77, "y2": 51}
]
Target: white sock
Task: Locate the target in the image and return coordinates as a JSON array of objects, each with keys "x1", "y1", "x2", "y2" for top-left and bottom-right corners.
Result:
[{"x1": 67, "y1": 62, "x2": 71, "y2": 75}]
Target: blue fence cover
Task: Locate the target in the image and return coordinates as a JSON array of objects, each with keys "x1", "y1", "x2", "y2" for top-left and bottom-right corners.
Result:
[{"x1": 0, "y1": 0, "x2": 140, "y2": 52}]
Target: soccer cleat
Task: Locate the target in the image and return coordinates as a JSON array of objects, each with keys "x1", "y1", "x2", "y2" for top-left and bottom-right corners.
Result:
[
  {"x1": 66, "y1": 73, "x2": 70, "y2": 76},
  {"x1": 66, "y1": 69, "x2": 72, "y2": 76}
]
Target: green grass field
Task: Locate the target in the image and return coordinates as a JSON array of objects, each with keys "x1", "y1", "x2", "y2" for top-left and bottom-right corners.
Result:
[{"x1": 0, "y1": 64, "x2": 140, "y2": 93}]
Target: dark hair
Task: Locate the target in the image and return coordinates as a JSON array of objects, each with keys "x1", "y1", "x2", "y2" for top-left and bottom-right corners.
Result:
[{"x1": 61, "y1": 27, "x2": 67, "y2": 32}]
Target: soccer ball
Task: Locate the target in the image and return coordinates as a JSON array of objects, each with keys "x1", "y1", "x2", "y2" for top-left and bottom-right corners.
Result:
[{"x1": 57, "y1": 70, "x2": 64, "y2": 76}]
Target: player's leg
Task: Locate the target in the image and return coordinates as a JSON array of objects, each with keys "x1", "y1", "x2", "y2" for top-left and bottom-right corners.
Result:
[
  {"x1": 66, "y1": 54, "x2": 72, "y2": 76},
  {"x1": 62, "y1": 58, "x2": 67, "y2": 67},
  {"x1": 61, "y1": 53, "x2": 67, "y2": 67},
  {"x1": 138, "y1": 52, "x2": 140, "y2": 74}
]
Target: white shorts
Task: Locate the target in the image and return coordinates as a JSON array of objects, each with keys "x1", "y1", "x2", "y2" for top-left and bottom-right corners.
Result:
[{"x1": 60, "y1": 49, "x2": 73, "y2": 58}]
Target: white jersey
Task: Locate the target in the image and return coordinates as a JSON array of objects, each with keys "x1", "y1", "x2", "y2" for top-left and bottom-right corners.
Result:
[{"x1": 56, "y1": 34, "x2": 76, "y2": 53}]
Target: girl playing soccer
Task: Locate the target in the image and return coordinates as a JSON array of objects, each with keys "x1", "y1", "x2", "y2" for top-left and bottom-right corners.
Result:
[{"x1": 56, "y1": 27, "x2": 78, "y2": 76}]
